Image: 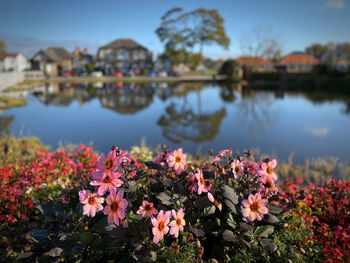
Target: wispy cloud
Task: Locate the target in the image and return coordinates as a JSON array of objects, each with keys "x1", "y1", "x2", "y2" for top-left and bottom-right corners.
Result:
[{"x1": 320, "y1": 0, "x2": 345, "y2": 10}]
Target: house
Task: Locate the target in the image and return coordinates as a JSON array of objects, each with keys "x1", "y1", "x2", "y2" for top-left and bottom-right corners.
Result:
[
  {"x1": 237, "y1": 56, "x2": 274, "y2": 72},
  {"x1": 236, "y1": 56, "x2": 274, "y2": 79},
  {"x1": 277, "y1": 52, "x2": 321, "y2": 73},
  {"x1": 31, "y1": 47, "x2": 73, "y2": 76},
  {"x1": 154, "y1": 55, "x2": 172, "y2": 75},
  {"x1": 0, "y1": 53, "x2": 30, "y2": 72},
  {"x1": 96, "y1": 38, "x2": 152, "y2": 75},
  {"x1": 72, "y1": 46, "x2": 93, "y2": 74}
]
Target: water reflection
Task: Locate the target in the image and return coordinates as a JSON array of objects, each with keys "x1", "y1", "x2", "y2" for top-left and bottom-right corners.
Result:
[
  {"x1": 2, "y1": 81, "x2": 350, "y2": 161},
  {"x1": 235, "y1": 85, "x2": 278, "y2": 135}
]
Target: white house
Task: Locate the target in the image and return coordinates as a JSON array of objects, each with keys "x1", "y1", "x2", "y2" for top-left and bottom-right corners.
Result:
[{"x1": 0, "y1": 53, "x2": 30, "y2": 72}]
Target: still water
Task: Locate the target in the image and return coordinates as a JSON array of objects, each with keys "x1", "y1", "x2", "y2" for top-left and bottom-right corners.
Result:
[{"x1": 2, "y1": 82, "x2": 350, "y2": 162}]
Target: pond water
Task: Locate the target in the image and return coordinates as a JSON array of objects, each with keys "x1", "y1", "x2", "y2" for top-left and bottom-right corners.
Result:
[{"x1": 2, "y1": 81, "x2": 350, "y2": 162}]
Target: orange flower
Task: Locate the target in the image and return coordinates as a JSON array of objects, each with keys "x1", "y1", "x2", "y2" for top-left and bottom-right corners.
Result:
[{"x1": 167, "y1": 148, "x2": 187, "y2": 173}]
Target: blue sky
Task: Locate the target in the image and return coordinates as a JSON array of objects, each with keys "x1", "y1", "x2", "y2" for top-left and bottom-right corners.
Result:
[{"x1": 0, "y1": 0, "x2": 349, "y2": 59}]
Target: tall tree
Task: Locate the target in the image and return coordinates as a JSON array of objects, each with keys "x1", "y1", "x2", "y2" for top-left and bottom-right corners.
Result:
[
  {"x1": 156, "y1": 7, "x2": 230, "y2": 64},
  {"x1": 239, "y1": 25, "x2": 281, "y2": 60},
  {"x1": 188, "y1": 8, "x2": 230, "y2": 54}
]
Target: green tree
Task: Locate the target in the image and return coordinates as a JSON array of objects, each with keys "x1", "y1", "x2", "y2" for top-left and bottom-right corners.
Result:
[
  {"x1": 220, "y1": 59, "x2": 239, "y2": 80},
  {"x1": 188, "y1": 53, "x2": 203, "y2": 70},
  {"x1": 188, "y1": 8, "x2": 230, "y2": 54},
  {"x1": 0, "y1": 40, "x2": 5, "y2": 54},
  {"x1": 156, "y1": 7, "x2": 230, "y2": 64},
  {"x1": 85, "y1": 63, "x2": 95, "y2": 74},
  {"x1": 305, "y1": 43, "x2": 329, "y2": 58}
]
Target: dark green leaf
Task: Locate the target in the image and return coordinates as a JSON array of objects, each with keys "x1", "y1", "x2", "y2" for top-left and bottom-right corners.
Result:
[
  {"x1": 227, "y1": 213, "x2": 237, "y2": 229},
  {"x1": 268, "y1": 205, "x2": 283, "y2": 215},
  {"x1": 195, "y1": 196, "x2": 212, "y2": 209},
  {"x1": 222, "y1": 185, "x2": 238, "y2": 214},
  {"x1": 260, "y1": 238, "x2": 278, "y2": 252},
  {"x1": 189, "y1": 225, "x2": 205, "y2": 237},
  {"x1": 79, "y1": 232, "x2": 94, "y2": 246},
  {"x1": 156, "y1": 192, "x2": 172, "y2": 206},
  {"x1": 256, "y1": 225, "x2": 274, "y2": 238},
  {"x1": 223, "y1": 230, "x2": 237, "y2": 242},
  {"x1": 16, "y1": 252, "x2": 33, "y2": 260},
  {"x1": 263, "y1": 214, "x2": 280, "y2": 224}
]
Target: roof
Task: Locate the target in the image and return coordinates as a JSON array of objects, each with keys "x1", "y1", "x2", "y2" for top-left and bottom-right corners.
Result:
[
  {"x1": 279, "y1": 53, "x2": 321, "y2": 65},
  {"x1": 37, "y1": 47, "x2": 72, "y2": 61},
  {"x1": 0, "y1": 53, "x2": 19, "y2": 60},
  {"x1": 237, "y1": 56, "x2": 272, "y2": 65},
  {"x1": 99, "y1": 38, "x2": 147, "y2": 50}
]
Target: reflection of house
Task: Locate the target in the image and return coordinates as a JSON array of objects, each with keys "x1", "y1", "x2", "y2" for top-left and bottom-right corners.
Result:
[
  {"x1": 0, "y1": 53, "x2": 30, "y2": 72},
  {"x1": 277, "y1": 53, "x2": 321, "y2": 73},
  {"x1": 96, "y1": 38, "x2": 152, "y2": 75},
  {"x1": 154, "y1": 55, "x2": 172, "y2": 74},
  {"x1": 31, "y1": 47, "x2": 73, "y2": 76},
  {"x1": 72, "y1": 47, "x2": 93, "y2": 74},
  {"x1": 321, "y1": 49, "x2": 349, "y2": 72}
]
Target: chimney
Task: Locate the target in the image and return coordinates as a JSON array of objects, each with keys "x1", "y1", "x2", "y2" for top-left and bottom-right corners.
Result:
[
  {"x1": 83, "y1": 48, "x2": 88, "y2": 55},
  {"x1": 74, "y1": 46, "x2": 80, "y2": 56}
]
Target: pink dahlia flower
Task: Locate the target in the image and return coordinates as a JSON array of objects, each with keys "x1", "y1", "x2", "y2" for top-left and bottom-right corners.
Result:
[
  {"x1": 151, "y1": 210, "x2": 171, "y2": 244},
  {"x1": 242, "y1": 193, "x2": 268, "y2": 222},
  {"x1": 103, "y1": 190, "x2": 128, "y2": 226}
]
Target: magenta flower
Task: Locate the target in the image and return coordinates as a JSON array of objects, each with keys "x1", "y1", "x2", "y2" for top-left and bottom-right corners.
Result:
[
  {"x1": 258, "y1": 159, "x2": 278, "y2": 181},
  {"x1": 90, "y1": 170, "x2": 124, "y2": 196},
  {"x1": 79, "y1": 190, "x2": 104, "y2": 217},
  {"x1": 169, "y1": 209, "x2": 186, "y2": 238},
  {"x1": 186, "y1": 172, "x2": 198, "y2": 193},
  {"x1": 151, "y1": 210, "x2": 171, "y2": 244},
  {"x1": 167, "y1": 148, "x2": 187, "y2": 173},
  {"x1": 136, "y1": 201, "x2": 158, "y2": 218},
  {"x1": 97, "y1": 150, "x2": 121, "y2": 172},
  {"x1": 231, "y1": 160, "x2": 243, "y2": 179},
  {"x1": 195, "y1": 169, "x2": 211, "y2": 195},
  {"x1": 242, "y1": 193, "x2": 268, "y2": 222},
  {"x1": 103, "y1": 190, "x2": 128, "y2": 226}
]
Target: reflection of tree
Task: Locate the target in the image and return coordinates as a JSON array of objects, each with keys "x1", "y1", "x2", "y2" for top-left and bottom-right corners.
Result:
[
  {"x1": 303, "y1": 92, "x2": 350, "y2": 115},
  {"x1": 219, "y1": 84, "x2": 236, "y2": 103},
  {"x1": 0, "y1": 115, "x2": 14, "y2": 135},
  {"x1": 157, "y1": 94, "x2": 226, "y2": 143},
  {"x1": 235, "y1": 88, "x2": 277, "y2": 135}
]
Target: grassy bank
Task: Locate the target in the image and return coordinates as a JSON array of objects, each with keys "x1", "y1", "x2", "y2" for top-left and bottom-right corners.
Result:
[{"x1": 0, "y1": 96, "x2": 26, "y2": 110}]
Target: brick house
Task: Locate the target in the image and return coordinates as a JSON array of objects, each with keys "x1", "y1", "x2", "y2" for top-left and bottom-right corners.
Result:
[
  {"x1": 31, "y1": 47, "x2": 73, "y2": 76},
  {"x1": 96, "y1": 38, "x2": 152, "y2": 75}
]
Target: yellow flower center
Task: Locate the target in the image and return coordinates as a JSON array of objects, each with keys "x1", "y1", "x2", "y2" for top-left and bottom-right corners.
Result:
[{"x1": 267, "y1": 167, "x2": 273, "y2": 174}]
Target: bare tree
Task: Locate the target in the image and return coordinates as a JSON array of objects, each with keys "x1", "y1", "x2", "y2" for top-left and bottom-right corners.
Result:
[{"x1": 239, "y1": 25, "x2": 282, "y2": 60}]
